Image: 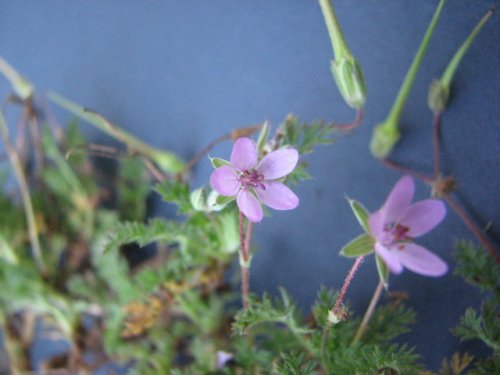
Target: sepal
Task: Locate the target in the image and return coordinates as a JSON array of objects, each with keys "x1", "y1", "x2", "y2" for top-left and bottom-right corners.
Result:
[{"x1": 340, "y1": 233, "x2": 374, "y2": 258}]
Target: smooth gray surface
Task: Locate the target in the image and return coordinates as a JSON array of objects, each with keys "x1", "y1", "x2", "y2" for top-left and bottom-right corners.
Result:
[{"x1": 1, "y1": 0, "x2": 498, "y2": 371}]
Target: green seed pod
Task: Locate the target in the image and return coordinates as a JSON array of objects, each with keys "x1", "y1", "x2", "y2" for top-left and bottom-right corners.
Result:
[
  {"x1": 428, "y1": 79, "x2": 449, "y2": 114},
  {"x1": 370, "y1": 121, "x2": 401, "y2": 159},
  {"x1": 331, "y1": 56, "x2": 367, "y2": 109}
]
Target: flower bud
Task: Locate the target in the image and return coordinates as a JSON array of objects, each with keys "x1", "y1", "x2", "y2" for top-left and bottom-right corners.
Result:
[
  {"x1": 427, "y1": 79, "x2": 449, "y2": 114},
  {"x1": 319, "y1": 0, "x2": 366, "y2": 109},
  {"x1": 331, "y1": 56, "x2": 367, "y2": 109},
  {"x1": 370, "y1": 120, "x2": 401, "y2": 159}
]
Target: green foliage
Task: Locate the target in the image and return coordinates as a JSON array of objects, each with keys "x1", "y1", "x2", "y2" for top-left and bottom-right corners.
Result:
[
  {"x1": 155, "y1": 179, "x2": 192, "y2": 214},
  {"x1": 454, "y1": 241, "x2": 500, "y2": 294},
  {"x1": 275, "y1": 350, "x2": 319, "y2": 375},
  {"x1": 0, "y1": 88, "x2": 497, "y2": 374},
  {"x1": 118, "y1": 156, "x2": 150, "y2": 221},
  {"x1": 453, "y1": 300, "x2": 499, "y2": 351},
  {"x1": 103, "y1": 218, "x2": 176, "y2": 253},
  {"x1": 281, "y1": 115, "x2": 334, "y2": 156}
]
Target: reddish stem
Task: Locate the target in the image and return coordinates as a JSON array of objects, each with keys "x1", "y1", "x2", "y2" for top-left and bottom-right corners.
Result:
[
  {"x1": 332, "y1": 108, "x2": 364, "y2": 133},
  {"x1": 443, "y1": 193, "x2": 500, "y2": 263},
  {"x1": 331, "y1": 256, "x2": 364, "y2": 317},
  {"x1": 433, "y1": 111, "x2": 442, "y2": 179}
]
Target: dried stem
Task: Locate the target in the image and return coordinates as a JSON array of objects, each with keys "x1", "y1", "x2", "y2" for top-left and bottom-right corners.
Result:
[
  {"x1": 351, "y1": 279, "x2": 384, "y2": 345},
  {"x1": 0, "y1": 112, "x2": 46, "y2": 274},
  {"x1": 239, "y1": 212, "x2": 251, "y2": 309}
]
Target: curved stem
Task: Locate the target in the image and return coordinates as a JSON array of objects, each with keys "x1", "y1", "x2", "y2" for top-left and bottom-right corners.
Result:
[
  {"x1": 332, "y1": 108, "x2": 364, "y2": 133},
  {"x1": 351, "y1": 280, "x2": 384, "y2": 345}
]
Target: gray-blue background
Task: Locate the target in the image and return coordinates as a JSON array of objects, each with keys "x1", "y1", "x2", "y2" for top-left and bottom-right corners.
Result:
[{"x1": 1, "y1": 0, "x2": 498, "y2": 371}]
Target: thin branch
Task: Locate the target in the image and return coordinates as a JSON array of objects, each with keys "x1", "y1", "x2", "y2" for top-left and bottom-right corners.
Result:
[
  {"x1": 351, "y1": 279, "x2": 384, "y2": 345},
  {"x1": 331, "y1": 108, "x2": 364, "y2": 133},
  {"x1": 443, "y1": 193, "x2": 499, "y2": 263}
]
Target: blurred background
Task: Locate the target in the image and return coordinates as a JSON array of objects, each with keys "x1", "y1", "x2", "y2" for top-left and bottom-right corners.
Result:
[{"x1": 0, "y1": 0, "x2": 498, "y2": 371}]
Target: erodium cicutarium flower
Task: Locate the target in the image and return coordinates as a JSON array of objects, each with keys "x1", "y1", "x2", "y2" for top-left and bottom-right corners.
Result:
[
  {"x1": 210, "y1": 137, "x2": 299, "y2": 222},
  {"x1": 369, "y1": 175, "x2": 448, "y2": 277}
]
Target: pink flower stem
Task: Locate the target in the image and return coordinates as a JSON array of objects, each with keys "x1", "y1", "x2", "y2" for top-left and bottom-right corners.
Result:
[
  {"x1": 331, "y1": 256, "x2": 364, "y2": 318},
  {"x1": 239, "y1": 212, "x2": 251, "y2": 309},
  {"x1": 432, "y1": 112, "x2": 442, "y2": 179},
  {"x1": 351, "y1": 279, "x2": 384, "y2": 345},
  {"x1": 443, "y1": 193, "x2": 500, "y2": 264},
  {"x1": 380, "y1": 158, "x2": 433, "y2": 185},
  {"x1": 332, "y1": 108, "x2": 364, "y2": 133}
]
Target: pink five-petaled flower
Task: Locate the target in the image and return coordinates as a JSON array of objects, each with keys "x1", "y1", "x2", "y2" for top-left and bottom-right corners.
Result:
[
  {"x1": 210, "y1": 137, "x2": 299, "y2": 223},
  {"x1": 368, "y1": 175, "x2": 448, "y2": 277}
]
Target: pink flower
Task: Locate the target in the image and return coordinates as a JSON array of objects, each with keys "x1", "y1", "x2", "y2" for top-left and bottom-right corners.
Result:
[
  {"x1": 210, "y1": 137, "x2": 299, "y2": 222},
  {"x1": 368, "y1": 175, "x2": 448, "y2": 277}
]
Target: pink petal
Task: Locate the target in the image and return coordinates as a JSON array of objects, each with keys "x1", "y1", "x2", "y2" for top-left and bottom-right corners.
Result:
[
  {"x1": 210, "y1": 166, "x2": 240, "y2": 196},
  {"x1": 394, "y1": 243, "x2": 448, "y2": 277},
  {"x1": 399, "y1": 199, "x2": 446, "y2": 237},
  {"x1": 255, "y1": 182, "x2": 299, "y2": 210},
  {"x1": 368, "y1": 210, "x2": 385, "y2": 239},
  {"x1": 256, "y1": 148, "x2": 299, "y2": 180},
  {"x1": 375, "y1": 242, "x2": 403, "y2": 274},
  {"x1": 237, "y1": 189, "x2": 263, "y2": 222},
  {"x1": 381, "y1": 175, "x2": 415, "y2": 224},
  {"x1": 231, "y1": 138, "x2": 257, "y2": 171}
]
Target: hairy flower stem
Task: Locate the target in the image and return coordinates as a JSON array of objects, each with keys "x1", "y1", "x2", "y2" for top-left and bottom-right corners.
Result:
[
  {"x1": 331, "y1": 256, "x2": 364, "y2": 318},
  {"x1": 351, "y1": 280, "x2": 384, "y2": 345},
  {"x1": 239, "y1": 212, "x2": 252, "y2": 309}
]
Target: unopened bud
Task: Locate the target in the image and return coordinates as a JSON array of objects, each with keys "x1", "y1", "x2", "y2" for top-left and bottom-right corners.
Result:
[
  {"x1": 370, "y1": 120, "x2": 400, "y2": 159},
  {"x1": 428, "y1": 79, "x2": 449, "y2": 114},
  {"x1": 331, "y1": 56, "x2": 367, "y2": 109},
  {"x1": 319, "y1": 0, "x2": 366, "y2": 109}
]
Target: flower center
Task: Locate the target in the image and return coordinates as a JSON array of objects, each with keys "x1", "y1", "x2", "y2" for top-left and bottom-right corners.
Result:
[
  {"x1": 382, "y1": 222, "x2": 411, "y2": 250},
  {"x1": 239, "y1": 169, "x2": 265, "y2": 190}
]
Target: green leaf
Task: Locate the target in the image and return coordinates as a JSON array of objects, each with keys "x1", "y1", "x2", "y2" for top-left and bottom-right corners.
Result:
[
  {"x1": 376, "y1": 254, "x2": 389, "y2": 288},
  {"x1": 340, "y1": 233, "x2": 374, "y2": 257}
]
